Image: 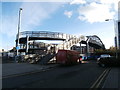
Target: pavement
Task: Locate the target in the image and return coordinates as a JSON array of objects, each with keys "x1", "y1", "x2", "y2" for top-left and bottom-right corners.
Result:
[
  {"x1": 1, "y1": 62, "x2": 120, "y2": 88},
  {"x1": 2, "y1": 62, "x2": 58, "y2": 78}
]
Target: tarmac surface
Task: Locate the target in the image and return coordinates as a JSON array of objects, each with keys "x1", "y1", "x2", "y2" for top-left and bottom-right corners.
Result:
[
  {"x1": 1, "y1": 61, "x2": 120, "y2": 88},
  {"x1": 102, "y1": 67, "x2": 120, "y2": 88},
  {"x1": 2, "y1": 63, "x2": 58, "y2": 77}
]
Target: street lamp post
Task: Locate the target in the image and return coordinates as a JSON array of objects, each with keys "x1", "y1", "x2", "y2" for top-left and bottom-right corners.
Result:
[
  {"x1": 105, "y1": 19, "x2": 118, "y2": 59},
  {"x1": 16, "y1": 8, "x2": 22, "y2": 58}
]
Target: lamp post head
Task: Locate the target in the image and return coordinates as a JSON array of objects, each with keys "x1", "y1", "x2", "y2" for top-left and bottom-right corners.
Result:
[
  {"x1": 105, "y1": 19, "x2": 113, "y2": 21},
  {"x1": 105, "y1": 19, "x2": 109, "y2": 21},
  {"x1": 20, "y1": 8, "x2": 22, "y2": 10}
]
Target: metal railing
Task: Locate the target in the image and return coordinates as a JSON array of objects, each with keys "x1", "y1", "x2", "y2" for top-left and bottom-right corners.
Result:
[
  {"x1": 17, "y1": 31, "x2": 74, "y2": 40},
  {"x1": 56, "y1": 36, "x2": 82, "y2": 50}
]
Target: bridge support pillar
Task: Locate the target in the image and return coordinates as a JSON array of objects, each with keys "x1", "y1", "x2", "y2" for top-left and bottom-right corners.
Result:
[
  {"x1": 26, "y1": 36, "x2": 29, "y2": 55},
  {"x1": 86, "y1": 42, "x2": 90, "y2": 58},
  {"x1": 79, "y1": 42, "x2": 82, "y2": 54},
  {"x1": 63, "y1": 40, "x2": 65, "y2": 50}
]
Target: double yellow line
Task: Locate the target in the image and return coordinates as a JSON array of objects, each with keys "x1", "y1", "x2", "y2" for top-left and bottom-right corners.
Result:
[{"x1": 90, "y1": 68, "x2": 111, "y2": 88}]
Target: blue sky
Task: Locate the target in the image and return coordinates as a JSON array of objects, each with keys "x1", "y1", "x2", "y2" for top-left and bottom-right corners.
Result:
[{"x1": 1, "y1": 0, "x2": 119, "y2": 51}]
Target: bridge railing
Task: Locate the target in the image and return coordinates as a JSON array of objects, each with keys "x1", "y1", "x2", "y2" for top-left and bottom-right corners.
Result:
[
  {"x1": 56, "y1": 36, "x2": 82, "y2": 50},
  {"x1": 18, "y1": 31, "x2": 74, "y2": 40}
]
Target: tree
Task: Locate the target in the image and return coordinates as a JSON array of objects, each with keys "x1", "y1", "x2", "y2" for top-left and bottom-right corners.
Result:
[
  {"x1": 109, "y1": 46, "x2": 116, "y2": 51},
  {"x1": 9, "y1": 47, "x2": 16, "y2": 52},
  {"x1": 2, "y1": 49, "x2": 4, "y2": 52}
]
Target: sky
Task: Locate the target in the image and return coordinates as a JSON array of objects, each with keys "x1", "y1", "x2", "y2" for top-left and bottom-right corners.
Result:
[{"x1": 1, "y1": 0, "x2": 120, "y2": 51}]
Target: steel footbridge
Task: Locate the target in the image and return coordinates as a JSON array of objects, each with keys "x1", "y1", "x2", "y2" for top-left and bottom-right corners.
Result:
[{"x1": 16, "y1": 31, "x2": 105, "y2": 64}]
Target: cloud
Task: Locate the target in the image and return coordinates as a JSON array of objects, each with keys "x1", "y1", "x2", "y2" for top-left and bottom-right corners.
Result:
[
  {"x1": 119, "y1": 1, "x2": 120, "y2": 20},
  {"x1": 21, "y1": 2, "x2": 63, "y2": 30},
  {"x1": 2, "y1": 0, "x2": 72, "y2": 2},
  {"x1": 1, "y1": 2, "x2": 63, "y2": 37},
  {"x1": 1, "y1": 2, "x2": 63, "y2": 50},
  {"x1": 78, "y1": 2, "x2": 115, "y2": 23},
  {"x1": 100, "y1": 0, "x2": 119, "y2": 11},
  {"x1": 69, "y1": 0, "x2": 119, "y2": 23},
  {"x1": 64, "y1": 10, "x2": 73, "y2": 18},
  {"x1": 1, "y1": 16, "x2": 18, "y2": 37},
  {"x1": 70, "y1": 0, "x2": 86, "y2": 5}
]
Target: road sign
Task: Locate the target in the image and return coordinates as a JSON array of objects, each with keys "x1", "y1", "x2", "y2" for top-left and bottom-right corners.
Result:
[{"x1": 16, "y1": 46, "x2": 20, "y2": 50}]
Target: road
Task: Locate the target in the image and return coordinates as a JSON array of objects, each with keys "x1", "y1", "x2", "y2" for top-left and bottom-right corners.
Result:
[{"x1": 3, "y1": 60, "x2": 109, "y2": 88}]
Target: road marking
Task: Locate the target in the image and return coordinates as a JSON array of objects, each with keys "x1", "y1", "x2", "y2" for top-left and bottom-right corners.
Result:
[{"x1": 90, "y1": 68, "x2": 111, "y2": 88}]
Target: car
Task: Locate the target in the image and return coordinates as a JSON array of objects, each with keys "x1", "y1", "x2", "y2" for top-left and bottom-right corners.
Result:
[
  {"x1": 97, "y1": 54, "x2": 111, "y2": 67},
  {"x1": 97, "y1": 54, "x2": 111, "y2": 60},
  {"x1": 98, "y1": 54, "x2": 111, "y2": 59},
  {"x1": 97, "y1": 54, "x2": 119, "y2": 67},
  {"x1": 87, "y1": 55, "x2": 100, "y2": 60}
]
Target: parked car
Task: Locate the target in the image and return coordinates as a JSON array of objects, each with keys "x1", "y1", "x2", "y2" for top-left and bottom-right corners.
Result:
[
  {"x1": 97, "y1": 54, "x2": 119, "y2": 67},
  {"x1": 86, "y1": 55, "x2": 100, "y2": 60},
  {"x1": 97, "y1": 54, "x2": 111, "y2": 59}
]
